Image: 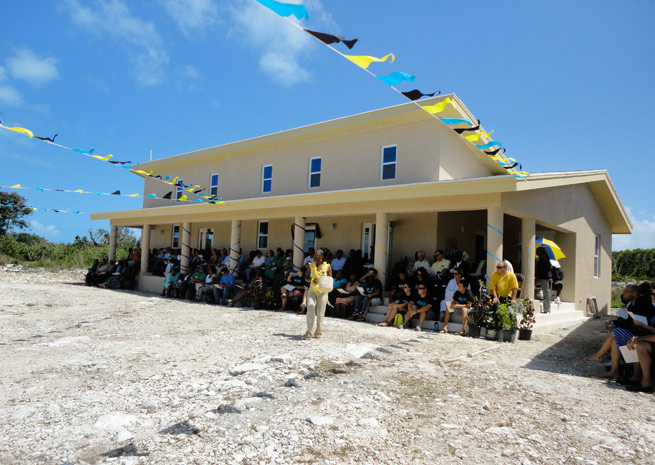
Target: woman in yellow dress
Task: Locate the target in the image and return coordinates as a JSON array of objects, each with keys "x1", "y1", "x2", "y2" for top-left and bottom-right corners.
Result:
[{"x1": 305, "y1": 249, "x2": 332, "y2": 338}]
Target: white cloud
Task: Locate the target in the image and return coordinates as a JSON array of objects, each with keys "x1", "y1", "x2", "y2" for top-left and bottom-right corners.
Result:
[
  {"x1": 30, "y1": 220, "x2": 61, "y2": 239},
  {"x1": 227, "y1": 0, "x2": 333, "y2": 87},
  {"x1": 163, "y1": 0, "x2": 219, "y2": 34},
  {"x1": 6, "y1": 49, "x2": 59, "y2": 85},
  {"x1": 182, "y1": 65, "x2": 200, "y2": 79},
  {"x1": 59, "y1": 0, "x2": 169, "y2": 86},
  {"x1": 0, "y1": 85, "x2": 23, "y2": 106},
  {"x1": 613, "y1": 207, "x2": 655, "y2": 251}
]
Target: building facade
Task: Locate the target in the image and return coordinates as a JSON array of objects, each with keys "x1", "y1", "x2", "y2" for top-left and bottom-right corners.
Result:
[{"x1": 91, "y1": 94, "x2": 631, "y2": 314}]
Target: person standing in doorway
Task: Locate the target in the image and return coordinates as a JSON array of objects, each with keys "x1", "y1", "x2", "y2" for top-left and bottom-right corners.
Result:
[
  {"x1": 305, "y1": 250, "x2": 332, "y2": 339},
  {"x1": 535, "y1": 247, "x2": 552, "y2": 313}
]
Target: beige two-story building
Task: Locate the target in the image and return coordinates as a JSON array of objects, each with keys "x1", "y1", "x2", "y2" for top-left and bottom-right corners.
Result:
[{"x1": 91, "y1": 94, "x2": 631, "y2": 314}]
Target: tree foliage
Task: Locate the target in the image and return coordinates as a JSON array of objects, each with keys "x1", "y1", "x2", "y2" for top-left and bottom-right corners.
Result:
[
  {"x1": 612, "y1": 249, "x2": 655, "y2": 280},
  {"x1": 0, "y1": 191, "x2": 33, "y2": 236}
]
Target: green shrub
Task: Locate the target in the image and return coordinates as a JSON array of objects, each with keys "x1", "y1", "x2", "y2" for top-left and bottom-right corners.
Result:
[{"x1": 612, "y1": 249, "x2": 655, "y2": 281}]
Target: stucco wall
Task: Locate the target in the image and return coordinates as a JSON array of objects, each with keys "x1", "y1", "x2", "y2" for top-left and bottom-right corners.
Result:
[
  {"x1": 502, "y1": 184, "x2": 613, "y2": 313},
  {"x1": 141, "y1": 119, "x2": 495, "y2": 207}
]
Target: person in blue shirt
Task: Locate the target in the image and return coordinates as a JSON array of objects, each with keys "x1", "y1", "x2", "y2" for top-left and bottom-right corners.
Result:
[{"x1": 213, "y1": 268, "x2": 235, "y2": 305}]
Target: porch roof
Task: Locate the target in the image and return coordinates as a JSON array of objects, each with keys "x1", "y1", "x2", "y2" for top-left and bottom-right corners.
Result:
[{"x1": 91, "y1": 170, "x2": 631, "y2": 234}]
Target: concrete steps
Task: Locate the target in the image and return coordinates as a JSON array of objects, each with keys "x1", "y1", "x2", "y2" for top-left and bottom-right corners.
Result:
[{"x1": 364, "y1": 297, "x2": 587, "y2": 333}]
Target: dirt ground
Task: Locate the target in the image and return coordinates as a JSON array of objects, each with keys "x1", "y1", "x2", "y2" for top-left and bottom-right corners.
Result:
[{"x1": 1, "y1": 268, "x2": 654, "y2": 465}]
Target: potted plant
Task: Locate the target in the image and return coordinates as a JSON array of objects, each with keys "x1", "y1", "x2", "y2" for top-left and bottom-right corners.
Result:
[
  {"x1": 469, "y1": 296, "x2": 491, "y2": 338},
  {"x1": 484, "y1": 306, "x2": 499, "y2": 340},
  {"x1": 518, "y1": 299, "x2": 535, "y2": 341},
  {"x1": 496, "y1": 303, "x2": 519, "y2": 343}
]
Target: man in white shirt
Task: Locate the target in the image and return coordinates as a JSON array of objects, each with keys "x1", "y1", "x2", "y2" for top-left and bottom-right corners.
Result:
[
  {"x1": 303, "y1": 247, "x2": 315, "y2": 266},
  {"x1": 247, "y1": 250, "x2": 266, "y2": 280},
  {"x1": 431, "y1": 249, "x2": 451, "y2": 275},
  {"x1": 331, "y1": 249, "x2": 346, "y2": 272},
  {"x1": 412, "y1": 250, "x2": 433, "y2": 276}
]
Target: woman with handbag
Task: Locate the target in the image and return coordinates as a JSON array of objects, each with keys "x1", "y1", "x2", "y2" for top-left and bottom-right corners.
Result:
[{"x1": 305, "y1": 249, "x2": 332, "y2": 339}]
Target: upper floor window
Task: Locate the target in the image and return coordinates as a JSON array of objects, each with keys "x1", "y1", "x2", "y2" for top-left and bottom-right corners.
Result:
[
  {"x1": 210, "y1": 173, "x2": 219, "y2": 198},
  {"x1": 594, "y1": 234, "x2": 601, "y2": 278},
  {"x1": 308, "y1": 157, "x2": 321, "y2": 189},
  {"x1": 176, "y1": 178, "x2": 184, "y2": 202},
  {"x1": 380, "y1": 145, "x2": 397, "y2": 181},
  {"x1": 261, "y1": 165, "x2": 273, "y2": 194}
]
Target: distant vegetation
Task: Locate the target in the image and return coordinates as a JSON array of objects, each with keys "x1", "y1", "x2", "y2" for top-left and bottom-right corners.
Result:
[
  {"x1": 0, "y1": 228, "x2": 137, "y2": 269},
  {"x1": 612, "y1": 249, "x2": 655, "y2": 282}
]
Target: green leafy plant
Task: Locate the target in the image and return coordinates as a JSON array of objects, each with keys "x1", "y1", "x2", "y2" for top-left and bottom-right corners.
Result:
[{"x1": 495, "y1": 303, "x2": 518, "y2": 330}]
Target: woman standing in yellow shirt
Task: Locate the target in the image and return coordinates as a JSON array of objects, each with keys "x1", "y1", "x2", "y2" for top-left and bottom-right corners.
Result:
[{"x1": 304, "y1": 249, "x2": 332, "y2": 339}]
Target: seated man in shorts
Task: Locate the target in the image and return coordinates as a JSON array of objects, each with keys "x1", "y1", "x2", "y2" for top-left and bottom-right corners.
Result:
[
  {"x1": 441, "y1": 279, "x2": 474, "y2": 335},
  {"x1": 404, "y1": 283, "x2": 433, "y2": 331}
]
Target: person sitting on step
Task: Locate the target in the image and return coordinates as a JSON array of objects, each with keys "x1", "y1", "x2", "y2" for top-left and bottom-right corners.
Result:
[
  {"x1": 441, "y1": 279, "x2": 474, "y2": 335},
  {"x1": 378, "y1": 283, "x2": 414, "y2": 327}
]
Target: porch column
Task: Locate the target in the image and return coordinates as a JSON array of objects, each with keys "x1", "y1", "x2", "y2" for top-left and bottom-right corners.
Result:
[
  {"x1": 374, "y1": 211, "x2": 388, "y2": 286},
  {"x1": 181, "y1": 221, "x2": 192, "y2": 274},
  {"x1": 108, "y1": 224, "x2": 118, "y2": 261},
  {"x1": 229, "y1": 220, "x2": 241, "y2": 274},
  {"x1": 486, "y1": 205, "x2": 504, "y2": 282},
  {"x1": 521, "y1": 217, "x2": 536, "y2": 300},
  {"x1": 140, "y1": 224, "x2": 151, "y2": 274},
  {"x1": 293, "y1": 216, "x2": 306, "y2": 271}
]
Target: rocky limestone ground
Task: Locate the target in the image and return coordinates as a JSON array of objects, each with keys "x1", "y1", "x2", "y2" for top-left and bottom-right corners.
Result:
[{"x1": 1, "y1": 268, "x2": 654, "y2": 465}]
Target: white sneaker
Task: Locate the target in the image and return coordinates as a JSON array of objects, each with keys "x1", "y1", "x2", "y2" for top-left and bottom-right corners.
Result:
[
  {"x1": 554, "y1": 297, "x2": 561, "y2": 304},
  {"x1": 415, "y1": 325, "x2": 422, "y2": 332}
]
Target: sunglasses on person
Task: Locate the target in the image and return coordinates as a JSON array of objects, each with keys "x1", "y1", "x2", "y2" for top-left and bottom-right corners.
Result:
[
  {"x1": 496, "y1": 265, "x2": 506, "y2": 269},
  {"x1": 418, "y1": 286, "x2": 426, "y2": 290}
]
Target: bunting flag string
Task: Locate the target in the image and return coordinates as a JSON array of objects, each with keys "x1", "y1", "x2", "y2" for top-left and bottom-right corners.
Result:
[
  {"x1": 1, "y1": 184, "x2": 224, "y2": 205},
  {"x1": 0, "y1": 122, "x2": 224, "y2": 203},
  {"x1": 262, "y1": 1, "x2": 530, "y2": 180},
  {"x1": 0, "y1": 202, "x2": 88, "y2": 215}
]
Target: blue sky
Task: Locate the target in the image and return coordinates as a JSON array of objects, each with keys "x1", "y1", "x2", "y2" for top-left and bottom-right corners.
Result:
[{"x1": 0, "y1": 0, "x2": 653, "y2": 250}]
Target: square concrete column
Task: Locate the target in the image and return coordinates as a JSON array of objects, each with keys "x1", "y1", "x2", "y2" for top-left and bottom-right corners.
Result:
[
  {"x1": 521, "y1": 217, "x2": 536, "y2": 300},
  {"x1": 293, "y1": 216, "x2": 306, "y2": 271},
  {"x1": 108, "y1": 225, "x2": 118, "y2": 262},
  {"x1": 374, "y1": 212, "x2": 388, "y2": 286},
  {"x1": 181, "y1": 221, "x2": 192, "y2": 274},
  {"x1": 229, "y1": 220, "x2": 241, "y2": 274},
  {"x1": 486, "y1": 205, "x2": 504, "y2": 282},
  {"x1": 140, "y1": 224, "x2": 151, "y2": 274}
]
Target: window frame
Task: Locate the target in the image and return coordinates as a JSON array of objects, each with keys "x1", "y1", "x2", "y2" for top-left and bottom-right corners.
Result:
[
  {"x1": 308, "y1": 156, "x2": 322, "y2": 189},
  {"x1": 171, "y1": 224, "x2": 180, "y2": 248},
  {"x1": 261, "y1": 164, "x2": 273, "y2": 194},
  {"x1": 209, "y1": 173, "x2": 219, "y2": 199},
  {"x1": 257, "y1": 220, "x2": 269, "y2": 249},
  {"x1": 593, "y1": 234, "x2": 601, "y2": 278},
  {"x1": 380, "y1": 145, "x2": 397, "y2": 181},
  {"x1": 175, "y1": 178, "x2": 184, "y2": 203}
]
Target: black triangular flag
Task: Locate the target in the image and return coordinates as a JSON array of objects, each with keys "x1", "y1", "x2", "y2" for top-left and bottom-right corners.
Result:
[
  {"x1": 304, "y1": 29, "x2": 358, "y2": 49},
  {"x1": 484, "y1": 148, "x2": 506, "y2": 156},
  {"x1": 163, "y1": 192, "x2": 172, "y2": 199},
  {"x1": 111, "y1": 190, "x2": 121, "y2": 195},
  {"x1": 401, "y1": 89, "x2": 439, "y2": 101},
  {"x1": 454, "y1": 120, "x2": 481, "y2": 134}
]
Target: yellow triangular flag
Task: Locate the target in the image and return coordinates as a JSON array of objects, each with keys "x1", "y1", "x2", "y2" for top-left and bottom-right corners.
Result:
[
  {"x1": 164, "y1": 176, "x2": 179, "y2": 185},
  {"x1": 11, "y1": 184, "x2": 21, "y2": 188},
  {"x1": 92, "y1": 154, "x2": 113, "y2": 161},
  {"x1": 7, "y1": 126, "x2": 33, "y2": 138},
  {"x1": 74, "y1": 189, "x2": 84, "y2": 193},
  {"x1": 128, "y1": 193, "x2": 140, "y2": 197},
  {"x1": 464, "y1": 130, "x2": 494, "y2": 142},
  {"x1": 179, "y1": 195, "x2": 188, "y2": 201},
  {"x1": 343, "y1": 53, "x2": 395, "y2": 69},
  {"x1": 421, "y1": 98, "x2": 452, "y2": 115}
]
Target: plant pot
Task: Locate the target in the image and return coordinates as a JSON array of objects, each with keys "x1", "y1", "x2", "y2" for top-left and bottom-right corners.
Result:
[
  {"x1": 496, "y1": 329, "x2": 505, "y2": 342},
  {"x1": 468, "y1": 325, "x2": 482, "y2": 339},
  {"x1": 485, "y1": 328, "x2": 497, "y2": 340},
  {"x1": 502, "y1": 329, "x2": 518, "y2": 343},
  {"x1": 518, "y1": 328, "x2": 533, "y2": 341}
]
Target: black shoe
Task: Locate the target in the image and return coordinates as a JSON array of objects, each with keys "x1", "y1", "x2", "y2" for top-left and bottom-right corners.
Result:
[
  {"x1": 625, "y1": 384, "x2": 654, "y2": 393},
  {"x1": 617, "y1": 377, "x2": 640, "y2": 386}
]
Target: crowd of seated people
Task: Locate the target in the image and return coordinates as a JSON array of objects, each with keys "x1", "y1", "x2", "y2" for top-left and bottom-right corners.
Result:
[
  {"x1": 84, "y1": 256, "x2": 138, "y2": 290},
  {"x1": 585, "y1": 281, "x2": 655, "y2": 393}
]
